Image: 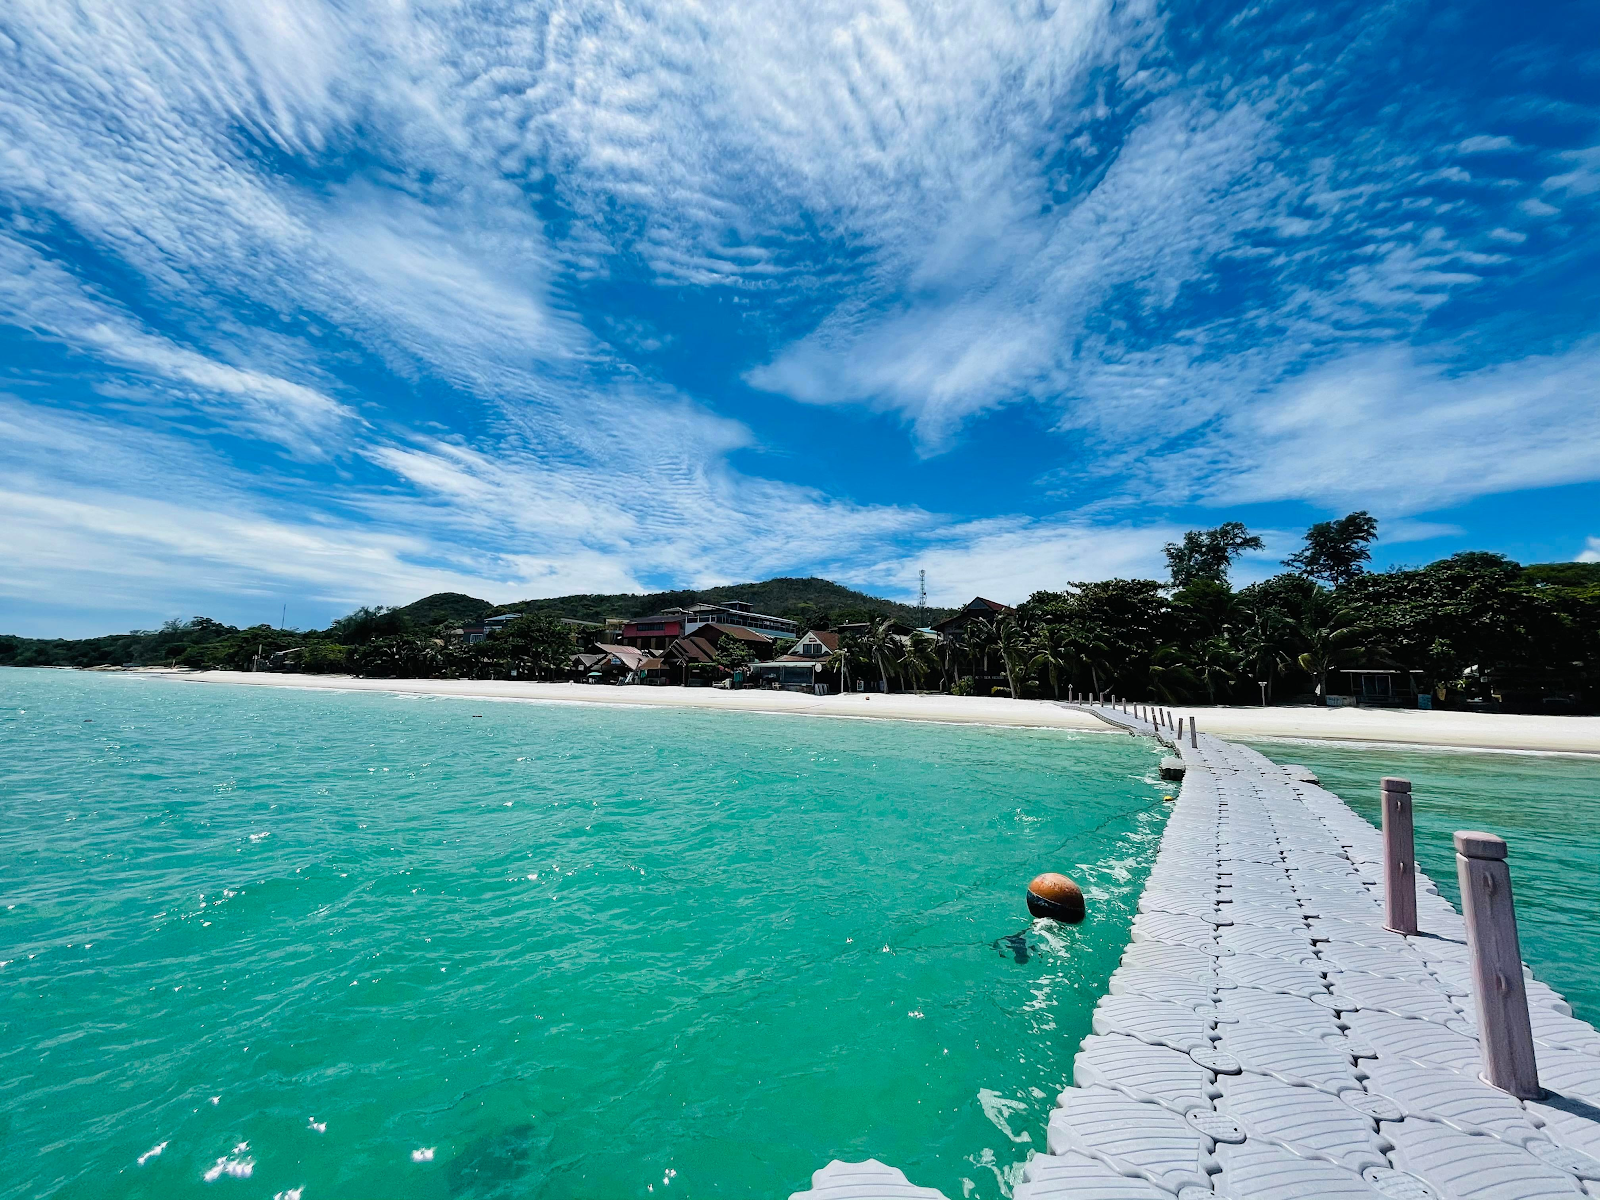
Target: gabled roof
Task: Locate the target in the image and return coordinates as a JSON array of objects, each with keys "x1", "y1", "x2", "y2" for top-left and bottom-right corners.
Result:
[
  {"x1": 931, "y1": 597, "x2": 1015, "y2": 632},
  {"x1": 593, "y1": 643, "x2": 649, "y2": 669},
  {"x1": 698, "y1": 623, "x2": 774, "y2": 644},
  {"x1": 797, "y1": 630, "x2": 839, "y2": 651},
  {"x1": 665, "y1": 636, "x2": 719, "y2": 663}
]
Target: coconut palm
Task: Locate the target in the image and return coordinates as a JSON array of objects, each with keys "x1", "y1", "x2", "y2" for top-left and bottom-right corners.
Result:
[
  {"x1": 901, "y1": 631, "x2": 939, "y2": 691},
  {"x1": 862, "y1": 618, "x2": 902, "y2": 693},
  {"x1": 964, "y1": 616, "x2": 998, "y2": 683},
  {"x1": 1188, "y1": 635, "x2": 1238, "y2": 704},
  {"x1": 995, "y1": 617, "x2": 1032, "y2": 698},
  {"x1": 1294, "y1": 603, "x2": 1368, "y2": 699},
  {"x1": 1148, "y1": 645, "x2": 1200, "y2": 703},
  {"x1": 1027, "y1": 624, "x2": 1077, "y2": 699}
]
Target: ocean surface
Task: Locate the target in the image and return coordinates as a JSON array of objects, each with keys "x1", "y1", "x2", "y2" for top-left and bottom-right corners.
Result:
[
  {"x1": 1244, "y1": 738, "x2": 1600, "y2": 1024},
  {"x1": 1, "y1": 669, "x2": 1169, "y2": 1200}
]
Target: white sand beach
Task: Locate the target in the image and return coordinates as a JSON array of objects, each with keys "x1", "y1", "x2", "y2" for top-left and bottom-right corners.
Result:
[{"x1": 167, "y1": 671, "x2": 1600, "y2": 754}]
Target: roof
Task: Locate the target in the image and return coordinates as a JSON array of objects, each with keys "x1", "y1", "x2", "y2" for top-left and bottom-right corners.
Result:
[
  {"x1": 665, "y1": 636, "x2": 719, "y2": 663},
  {"x1": 798, "y1": 630, "x2": 839, "y2": 651},
  {"x1": 931, "y1": 597, "x2": 1015, "y2": 632},
  {"x1": 593, "y1": 643, "x2": 649, "y2": 669},
  {"x1": 698, "y1": 623, "x2": 774, "y2": 644}
]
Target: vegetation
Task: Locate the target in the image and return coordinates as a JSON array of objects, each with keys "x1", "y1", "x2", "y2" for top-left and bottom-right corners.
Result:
[
  {"x1": 3, "y1": 533, "x2": 1595, "y2": 712},
  {"x1": 818, "y1": 521, "x2": 1599, "y2": 713},
  {"x1": 490, "y1": 576, "x2": 950, "y2": 629}
]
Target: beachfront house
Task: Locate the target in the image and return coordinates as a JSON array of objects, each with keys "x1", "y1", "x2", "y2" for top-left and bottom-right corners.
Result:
[
  {"x1": 1329, "y1": 669, "x2": 1426, "y2": 707},
  {"x1": 930, "y1": 596, "x2": 1015, "y2": 638},
  {"x1": 749, "y1": 629, "x2": 839, "y2": 693},
  {"x1": 580, "y1": 644, "x2": 650, "y2": 684}
]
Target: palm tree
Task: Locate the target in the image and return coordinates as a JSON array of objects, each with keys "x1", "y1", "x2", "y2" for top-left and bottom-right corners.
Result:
[
  {"x1": 862, "y1": 618, "x2": 902, "y2": 693},
  {"x1": 826, "y1": 633, "x2": 864, "y2": 693},
  {"x1": 901, "y1": 632, "x2": 939, "y2": 691},
  {"x1": 964, "y1": 616, "x2": 998, "y2": 684},
  {"x1": 1237, "y1": 602, "x2": 1293, "y2": 703},
  {"x1": 1072, "y1": 627, "x2": 1114, "y2": 697},
  {"x1": 1148, "y1": 645, "x2": 1199, "y2": 703},
  {"x1": 1027, "y1": 624, "x2": 1077, "y2": 699},
  {"x1": 1295, "y1": 603, "x2": 1368, "y2": 700},
  {"x1": 1188, "y1": 635, "x2": 1238, "y2": 704},
  {"x1": 996, "y1": 617, "x2": 1031, "y2": 699}
]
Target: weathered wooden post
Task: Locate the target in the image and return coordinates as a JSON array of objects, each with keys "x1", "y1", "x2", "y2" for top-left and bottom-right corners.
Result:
[
  {"x1": 1380, "y1": 777, "x2": 1417, "y2": 935},
  {"x1": 1189, "y1": 716, "x2": 1197, "y2": 748},
  {"x1": 1455, "y1": 831, "x2": 1540, "y2": 1098},
  {"x1": 1176, "y1": 717, "x2": 1184, "y2": 740}
]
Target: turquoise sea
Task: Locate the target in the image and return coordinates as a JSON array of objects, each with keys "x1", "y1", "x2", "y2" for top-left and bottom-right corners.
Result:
[
  {"x1": 1245, "y1": 738, "x2": 1600, "y2": 1024},
  {"x1": 1, "y1": 669, "x2": 1169, "y2": 1200}
]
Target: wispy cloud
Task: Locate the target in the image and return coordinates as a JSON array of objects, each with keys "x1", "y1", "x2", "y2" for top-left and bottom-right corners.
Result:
[{"x1": 1, "y1": 0, "x2": 1596, "y2": 632}]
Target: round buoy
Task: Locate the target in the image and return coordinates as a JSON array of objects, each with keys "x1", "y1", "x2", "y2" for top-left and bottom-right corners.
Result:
[{"x1": 1026, "y1": 872, "x2": 1085, "y2": 923}]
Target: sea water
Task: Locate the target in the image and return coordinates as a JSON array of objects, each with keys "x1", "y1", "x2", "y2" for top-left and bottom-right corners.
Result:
[
  {"x1": 0, "y1": 669, "x2": 1169, "y2": 1200},
  {"x1": 1244, "y1": 738, "x2": 1600, "y2": 1024}
]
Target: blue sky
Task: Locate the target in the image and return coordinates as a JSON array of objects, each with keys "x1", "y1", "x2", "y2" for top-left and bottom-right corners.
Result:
[{"x1": 2, "y1": 0, "x2": 1598, "y2": 637}]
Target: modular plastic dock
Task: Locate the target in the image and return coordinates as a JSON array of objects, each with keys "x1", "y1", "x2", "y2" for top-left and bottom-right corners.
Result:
[{"x1": 793, "y1": 710, "x2": 1600, "y2": 1200}]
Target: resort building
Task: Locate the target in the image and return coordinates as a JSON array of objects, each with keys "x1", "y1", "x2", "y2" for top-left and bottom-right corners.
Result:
[
  {"x1": 460, "y1": 612, "x2": 524, "y2": 644},
  {"x1": 749, "y1": 629, "x2": 840, "y2": 693},
  {"x1": 930, "y1": 596, "x2": 1015, "y2": 638},
  {"x1": 616, "y1": 601, "x2": 797, "y2": 650}
]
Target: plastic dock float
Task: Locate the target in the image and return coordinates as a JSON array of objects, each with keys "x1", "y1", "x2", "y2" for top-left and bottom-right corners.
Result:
[{"x1": 799, "y1": 706, "x2": 1600, "y2": 1200}]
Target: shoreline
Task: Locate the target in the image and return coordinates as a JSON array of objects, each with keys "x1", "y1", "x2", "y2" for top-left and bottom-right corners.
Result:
[{"x1": 141, "y1": 670, "x2": 1600, "y2": 753}]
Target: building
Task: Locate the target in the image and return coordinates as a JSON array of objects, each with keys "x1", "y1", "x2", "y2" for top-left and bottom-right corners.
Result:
[
  {"x1": 578, "y1": 644, "x2": 650, "y2": 683},
  {"x1": 750, "y1": 629, "x2": 840, "y2": 692},
  {"x1": 1332, "y1": 669, "x2": 1425, "y2": 707},
  {"x1": 617, "y1": 601, "x2": 797, "y2": 650},
  {"x1": 460, "y1": 612, "x2": 524, "y2": 645},
  {"x1": 782, "y1": 629, "x2": 838, "y2": 661},
  {"x1": 931, "y1": 597, "x2": 1015, "y2": 639}
]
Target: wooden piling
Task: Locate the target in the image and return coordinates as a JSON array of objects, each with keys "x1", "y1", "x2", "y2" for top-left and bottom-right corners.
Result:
[
  {"x1": 1454, "y1": 830, "x2": 1541, "y2": 1098},
  {"x1": 1189, "y1": 717, "x2": 1197, "y2": 748},
  {"x1": 1380, "y1": 777, "x2": 1417, "y2": 935}
]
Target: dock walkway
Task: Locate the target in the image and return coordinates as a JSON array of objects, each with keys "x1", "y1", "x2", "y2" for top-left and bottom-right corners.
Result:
[{"x1": 796, "y1": 709, "x2": 1600, "y2": 1200}]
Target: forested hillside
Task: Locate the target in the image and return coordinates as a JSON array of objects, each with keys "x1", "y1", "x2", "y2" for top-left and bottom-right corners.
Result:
[
  {"x1": 3, "y1": 547, "x2": 1596, "y2": 712},
  {"x1": 0, "y1": 576, "x2": 942, "y2": 670}
]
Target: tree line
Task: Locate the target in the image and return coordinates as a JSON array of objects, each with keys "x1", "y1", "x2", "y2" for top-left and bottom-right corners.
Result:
[
  {"x1": 3, "y1": 515, "x2": 1595, "y2": 710},
  {"x1": 826, "y1": 515, "x2": 1599, "y2": 712}
]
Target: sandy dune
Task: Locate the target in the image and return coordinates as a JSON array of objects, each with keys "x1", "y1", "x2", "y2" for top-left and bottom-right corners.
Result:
[{"x1": 164, "y1": 671, "x2": 1600, "y2": 754}]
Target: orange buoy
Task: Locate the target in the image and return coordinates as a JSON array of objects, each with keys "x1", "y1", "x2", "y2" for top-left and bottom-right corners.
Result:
[{"x1": 1026, "y1": 872, "x2": 1085, "y2": 923}]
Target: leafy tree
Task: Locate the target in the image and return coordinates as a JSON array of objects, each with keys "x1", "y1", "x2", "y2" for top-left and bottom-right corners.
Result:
[
  {"x1": 714, "y1": 638, "x2": 758, "y2": 673},
  {"x1": 491, "y1": 613, "x2": 576, "y2": 679},
  {"x1": 1285, "y1": 512, "x2": 1379, "y2": 588},
  {"x1": 331, "y1": 606, "x2": 409, "y2": 645},
  {"x1": 1164, "y1": 523, "x2": 1264, "y2": 589}
]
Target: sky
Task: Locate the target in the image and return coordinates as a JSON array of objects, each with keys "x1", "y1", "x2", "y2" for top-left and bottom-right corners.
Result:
[{"x1": 2, "y1": 0, "x2": 1598, "y2": 637}]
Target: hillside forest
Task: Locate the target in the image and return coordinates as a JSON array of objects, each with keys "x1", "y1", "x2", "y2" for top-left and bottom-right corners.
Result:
[{"x1": 3, "y1": 517, "x2": 1597, "y2": 712}]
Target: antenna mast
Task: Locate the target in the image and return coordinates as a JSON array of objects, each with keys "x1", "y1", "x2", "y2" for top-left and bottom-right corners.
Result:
[{"x1": 918, "y1": 569, "x2": 927, "y2": 627}]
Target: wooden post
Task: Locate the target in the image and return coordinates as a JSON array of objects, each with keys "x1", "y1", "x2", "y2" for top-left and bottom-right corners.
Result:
[
  {"x1": 1455, "y1": 831, "x2": 1540, "y2": 1098},
  {"x1": 1189, "y1": 716, "x2": 1197, "y2": 748},
  {"x1": 1176, "y1": 717, "x2": 1184, "y2": 740},
  {"x1": 1381, "y1": 777, "x2": 1417, "y2": 935}
]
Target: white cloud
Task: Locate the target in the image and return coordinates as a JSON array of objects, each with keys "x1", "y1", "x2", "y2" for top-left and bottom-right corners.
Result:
[
  {"x1": 1190, "y1": 342, "x2": 1600, "y2": 514},
  {"x1": 1578, "y1": 538, "x2": 1600, "y2": 564}
]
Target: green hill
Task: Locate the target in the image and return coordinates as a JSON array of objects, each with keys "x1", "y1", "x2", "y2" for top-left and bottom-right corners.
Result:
[
  {"x1": 490, "y1": 576, "x2": 951, "y2": 629},
  {"x1": 393, "y1": 591, "x2": 496, "y2": 627}
]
